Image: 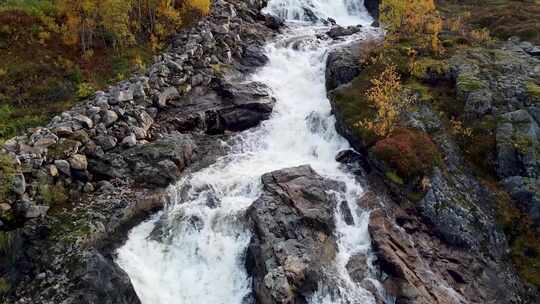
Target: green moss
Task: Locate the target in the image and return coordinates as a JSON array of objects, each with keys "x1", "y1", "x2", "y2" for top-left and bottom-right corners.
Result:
[
  {"x1": 405, "y1": 80, "x2": 434, "y2": 103},
  {"x1": 512, "y1": 135, "x2": 534, "y2": 155},
  {"x1": 0, "y1": 231, "x2": 13, "y2": 256},
  {"x1": 331, "y1": 67, "x2": 382, "y2": 148},
  {"x1": 39, "y1": 183, "x2": 68, "y2": 206},
  {"x1": 495, "y1": 188, "x2": 540, "y2": 288},
  {"x1": 0, "y1": 277, "x2": 10, "y2": 296},
  {"x1": 47, "y1": 139, "x2": 80, "y2": 159},
  {"x1": 0, "y1": 153, "x2": 16, "y2": 203},
  {"x1": 526, "y1": 81, "x2": 540, "y2": 101},
  {"x1": 385, "y1": 171, "x2": 404, "y2": 185},
  {"x1": 406, "y1": 191, "x2": 426, "y2": 202},
  {"x1": 410, "y1": 58, "x2": 450, "y2": 82},
  {"x1": 457, "y1": 74, "x2": 486, "y2": 92},
  {"x1": 459, "y1": 115, "x2": 498, "y2": 179}
]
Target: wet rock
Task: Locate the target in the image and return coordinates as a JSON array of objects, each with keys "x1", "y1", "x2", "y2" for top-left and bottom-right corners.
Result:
[
  {"x1": 364, "y1": 0, "x2": 380, "y2": 21},
  {"x1": 263, "y1": 14, "x2": 284, "y2": 31},
  {"x1": 246, "y1": 165, "x2": 345, "y2": 304},
  {"x1": 345, "y1": 253, "x2": 368, "y2": 283},
  {"x1": 70, "y1": 249, "x2": 141, "y2": 304},
  {"x1": 325, "y1": 41, "x2": 362, "y2": 91},
  {"x1": 336, "y1": 149, "x2": 371, "y2": 174},
  {"x1": 326, "y1": 25, "x2": 361, "y2": 39},
  {"x1": 90, "y1": 133, "x2": 196, "y2": 187},
  {"x1": 241, "y1": 46, "x2": 269, "y2": 68}
]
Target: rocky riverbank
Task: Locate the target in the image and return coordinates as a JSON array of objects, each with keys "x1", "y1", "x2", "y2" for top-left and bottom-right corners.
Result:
[
  {"x1": 325, "y1": 24, "x2": 540, "y2": 304},
  {"x1": 0, "y1": 0, "x2": 284, "y2": 302}
]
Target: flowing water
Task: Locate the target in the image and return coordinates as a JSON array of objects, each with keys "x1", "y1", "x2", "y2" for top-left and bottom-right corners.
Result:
[{"x1": 117, "y1": 1, "x2": 382, "y2": 303}]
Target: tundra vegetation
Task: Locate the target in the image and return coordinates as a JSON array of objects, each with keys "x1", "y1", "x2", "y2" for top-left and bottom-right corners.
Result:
[
  {"x1": 337, "y1": 0, "x2": 540, "y2": 288},
  {"x1": 0, "y1": 0, "x2": 210, "y2": 143}
]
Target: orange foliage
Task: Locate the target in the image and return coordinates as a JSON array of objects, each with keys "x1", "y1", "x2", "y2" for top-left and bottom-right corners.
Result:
[
  {"x1": 372, "y1": 128, "x2": 440, "y2": 179},
  {"x1": 381, "y1": 0, "x2": 443, "y2": 53}
]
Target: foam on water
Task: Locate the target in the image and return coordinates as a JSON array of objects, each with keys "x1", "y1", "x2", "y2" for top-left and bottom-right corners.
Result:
[{"x1": 117, "y1": 1, "x2": 382, "y2": 303}]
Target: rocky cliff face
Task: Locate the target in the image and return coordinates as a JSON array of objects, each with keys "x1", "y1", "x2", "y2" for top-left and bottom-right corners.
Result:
[
  {"x1": 326, "y1": 34, "x2": 540, "y2": 303},
  {"x1": 0, "y1": 0, "x2": 283, "y2": 302}
]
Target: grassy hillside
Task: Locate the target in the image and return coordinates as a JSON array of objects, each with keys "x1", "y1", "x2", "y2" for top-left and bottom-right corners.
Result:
[{"x1": 0, "y1": 0, "x2": 210, "y2": 142}]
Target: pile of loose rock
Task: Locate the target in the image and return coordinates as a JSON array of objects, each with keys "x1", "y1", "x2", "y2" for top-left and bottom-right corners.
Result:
[
  {"x1": 1, "y1": 0, "x2": 285, "y2": 303},
  {"x1": 0, "y1": 0, "x2": 280, "y2": 228}
]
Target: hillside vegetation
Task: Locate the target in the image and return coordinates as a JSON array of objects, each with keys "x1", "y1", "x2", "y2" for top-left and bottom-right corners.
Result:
[
  {"x1": 332, "y1": 0, "x2": 540, "y2": 290},
  {"x1": 0, "y1": 0, "x2": 210, "y2": 142}
]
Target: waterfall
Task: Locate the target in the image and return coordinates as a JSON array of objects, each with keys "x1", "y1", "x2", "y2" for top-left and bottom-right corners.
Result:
[{"x1": 117, "y1": 1, "x2": 381, "y2": 303}]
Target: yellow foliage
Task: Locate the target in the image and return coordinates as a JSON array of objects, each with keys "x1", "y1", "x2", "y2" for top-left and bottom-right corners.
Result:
[
  {"x1": 357, "y1": 64, "x2": 413, "y2": 137},
  {"x1": 187, "y1": 0, "x2": 211, "y2": 15},
  {"x1": 381, "y1": 0, "x2": 443, "y2": 53},
  {"x1": 469, "y1": 28, "x2": 492, "y2": 45},
  {"x1": 450, "y1": 118, "x2": 473, "y2": 139}
]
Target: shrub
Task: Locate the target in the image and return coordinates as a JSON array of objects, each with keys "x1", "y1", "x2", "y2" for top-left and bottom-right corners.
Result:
[
  {"x1": 357, "y1": 64, "x2": 413, "y2": 137},
  {"x1": 39, "y1": 183, "x2": 68, "y2": 206},
  {"x1": 76, "y1": 82, "x2": 95, "y2": 100},
  {"x1": 372, "y1": 128, "x2": 441, "y2": 181},
  {"x1": 0, "y1": 153, "x2": 16, "y2": 203},
  {"x1": 380, "y1": 0, "x2": 443, "y2": 53}
]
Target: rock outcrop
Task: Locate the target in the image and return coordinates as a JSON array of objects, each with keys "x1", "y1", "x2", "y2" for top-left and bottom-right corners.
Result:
[
  {"x1": 326, "y1": 37, "x2": 540, "y2": 303},
  {"x1": 325, "y1": 41, "x2": 363, "y2": 91},
  {"x1": 364, "y1": 0, "x2": 379, "y2": 22},
  {"x1": 246, "y1": 165, "x2": 344, "y2": 304}
]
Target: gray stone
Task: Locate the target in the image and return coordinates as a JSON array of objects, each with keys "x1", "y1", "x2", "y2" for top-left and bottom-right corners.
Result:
[
  {"x1": 247, "y1": 165, "x2": 345, "y2": 303},
  {"x1": 11, "y1": 174, "x2": 26, "y2": 195},
  {"x1": 83, "y1": 182, "x2": 95, "y2": 193},
  {"x1": 74, "y1": 114, "x2": 94, "y2": 129},
  {"x1": 156, "y1": 87, "x2": 180, "y2": 108},
  {"x1": 69, "y1": 154, "x2": 88, "y2": 170},
  {"x1": 102, "y1": 110, "x2": 119, "y2": 126},
  {"x1": 325, "y1": 41, "x2": 363, "y2": 91},
  {"x1": 121, "y1": 134, "x2": 137, "y2": 147},
  {"x1": 95, "y1": 135, "x2": 118, "y2": 151},
  {"x1": 54, "y1": 160, "x2": 71, "y2": 176},
  {"x1": 112, "y1": 88, "x2": 134, "y2": 104}
]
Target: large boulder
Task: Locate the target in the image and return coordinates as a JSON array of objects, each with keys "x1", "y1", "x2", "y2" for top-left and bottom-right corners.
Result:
[
  {"x1": 325, "y1": 41, "x2": 362, "y2": 91},
  {"x1": 89, "y1": 133, "x2": 196, "y2": 187},
  {"x1": 364, "y1": 0, "x2": 379, "y2": 21},
  {"x1": 70, "y1": 249, "x2": 141, "y2": 304},
  {"x1": 246, "y1": 165, "x2": 344, "y2": 304},
  {"x1": 368, "y1": 208, "x2": 524, "y2": 304}
]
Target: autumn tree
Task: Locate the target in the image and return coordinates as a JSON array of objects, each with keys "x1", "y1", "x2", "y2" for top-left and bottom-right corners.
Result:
[
  {"x1": 380, "y1": 0, "x2": 442, "y2": 53},
  {"x1": 358, "y1": 64, "x2": 413, "y2": 137}
]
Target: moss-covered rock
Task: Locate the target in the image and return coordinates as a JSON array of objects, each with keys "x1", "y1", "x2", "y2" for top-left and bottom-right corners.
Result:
[{"x1": 527, "y1": 80, "x2": 540, "y2": 102}]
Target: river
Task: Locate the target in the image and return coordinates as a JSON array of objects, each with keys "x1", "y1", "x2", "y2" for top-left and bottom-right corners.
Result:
[{"x1": 116, "y1": 1, "x2": 381, "y2": 303}]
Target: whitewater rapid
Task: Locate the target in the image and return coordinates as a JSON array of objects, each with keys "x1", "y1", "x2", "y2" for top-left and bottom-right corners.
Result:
[{"x1": 117, "y1": 1, "x2": 381, "y2": 303}]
